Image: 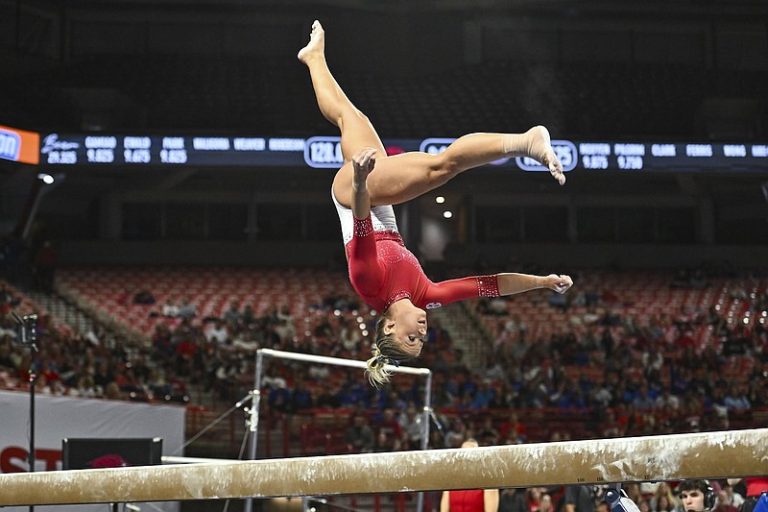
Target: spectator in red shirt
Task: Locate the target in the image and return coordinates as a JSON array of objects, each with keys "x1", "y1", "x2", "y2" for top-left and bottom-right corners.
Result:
[
  {"x1": 499, "y1": 412, "x2": 527, "y2": 444},
  {"x1": 440, "y1": 439, "x2": 499, "y2": 512}
]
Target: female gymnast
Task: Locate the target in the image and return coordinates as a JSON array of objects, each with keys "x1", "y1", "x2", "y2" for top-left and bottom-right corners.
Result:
[{"x1": 298, "y1": 20, "x2": 573, "y2": 386}]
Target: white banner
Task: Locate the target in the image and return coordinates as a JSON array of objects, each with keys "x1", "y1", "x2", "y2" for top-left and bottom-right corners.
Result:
[{"x1": 0, "y1": 390, "x2": 186, "y2": 512}]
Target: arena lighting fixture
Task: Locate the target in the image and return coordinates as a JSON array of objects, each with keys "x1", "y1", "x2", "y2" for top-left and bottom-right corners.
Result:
[
  {"x1": 435, "y1": 196, "x2": 445, "y2": 204},
  {"x1": 36, "y1": 173, "x2": 54, "y2": 185},
  {"x1": 443, "y1": 211, "x2": 453, "y2": 219}
]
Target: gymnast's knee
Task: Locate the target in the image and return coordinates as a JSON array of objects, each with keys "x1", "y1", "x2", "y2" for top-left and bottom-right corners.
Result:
[
  {"x1": 430, "y1": 152, "x2": 462, "y2": 178},
  {"x1": 340, "y1": 107, "x2": 370, "y2": 126}
]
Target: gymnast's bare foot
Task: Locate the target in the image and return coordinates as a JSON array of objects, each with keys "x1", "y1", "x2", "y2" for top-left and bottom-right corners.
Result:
[
  {"x1": 527, "y1": 126, "x2": 566, "y2": 185},
  {"x1": 298, "y1": 20, "x2": 325, "y2": 64}
]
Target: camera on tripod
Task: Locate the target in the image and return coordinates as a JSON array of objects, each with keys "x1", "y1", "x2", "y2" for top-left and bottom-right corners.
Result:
[{"x1": 12, "y1": 312, "x2": 38, "y2": 347}]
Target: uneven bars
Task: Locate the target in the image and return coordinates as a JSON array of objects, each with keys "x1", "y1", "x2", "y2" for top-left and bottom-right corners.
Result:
[
  {"x1": 1, "y1": 428, "x2": 767, "y2": 506},
  {"x1": 258, "y1": 348, "x2": 431, "y2": 375},
  {"x1": 247, "y1": 348, "x2": 433, "y2": 512}
]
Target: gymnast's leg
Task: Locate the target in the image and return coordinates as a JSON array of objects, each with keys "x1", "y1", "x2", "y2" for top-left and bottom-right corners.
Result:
[
  {"x1": 298, "y1": 21, "x2": 386, "y2": 164},
  {"x1": 361, "y1": 127, "x2": 565, "y2": 207},
  {"x1": 298, "y1": 20, "x2": 565, "y2": 210}
]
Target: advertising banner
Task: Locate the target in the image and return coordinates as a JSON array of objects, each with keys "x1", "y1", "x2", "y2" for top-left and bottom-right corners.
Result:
[
  {"x1": 0, "y1": 124, "x2": 40, "y2": 165},
  {"x1": 0, "y1": 390, "x2": 185, "y2": 512}
]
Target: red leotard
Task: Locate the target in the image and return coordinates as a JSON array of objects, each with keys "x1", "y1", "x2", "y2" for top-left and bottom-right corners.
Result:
[
  {"x1": 448, "y1": 489, "x2": 486, "y2": 512},
  {"x1": 345, "y1": 216, "x2": 499, "y2": 311}
]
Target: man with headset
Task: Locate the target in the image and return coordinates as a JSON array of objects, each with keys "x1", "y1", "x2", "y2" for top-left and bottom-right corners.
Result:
[{"x1": 678, "y1": 480, "x2": 717, "y2": 512}]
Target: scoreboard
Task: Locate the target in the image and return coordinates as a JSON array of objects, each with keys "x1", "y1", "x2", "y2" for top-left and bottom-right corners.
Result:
[
  {"x1": 40, "y1": 134, "x2": 304, "y2": 167},
  {"x1": 38, "y1": 133, "x2": 768, "y2": 173},
  {"x1": 575, "y1": 141, "x2": 767, "y2": 171}
]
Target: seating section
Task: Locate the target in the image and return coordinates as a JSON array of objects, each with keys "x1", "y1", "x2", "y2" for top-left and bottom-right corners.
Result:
[
  {"x1": 0, "y1": 280, "x2": 73, "y2": 337},
  {"x1": 1, "y1": 267, "x2": 764, "y2": 461},
  {"x1": 476, "y1": 271, "x2": 766, "y2": 349},
  {"x1": 56, "y1": 266, "x2": 358, "y2": 338}
]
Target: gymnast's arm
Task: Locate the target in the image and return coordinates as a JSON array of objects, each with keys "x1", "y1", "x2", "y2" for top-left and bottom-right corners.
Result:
[
  {"x1": 351, "y1": 147, "x2": 375, "y2": 220},
  {"x1": 440, "y1": 491, "x2": 450, "y2": 512},
  {"x1": 346, "y1": 148, "x2": 384, "y2": 295},
  {"x1": 484, "y1": 489, "x2": 500, "y2": 512},
  {"x1": 498, "y1": 272, "x2": 573, "y2": 296},
  {"x1": 424, "y1": 272, "x2": 573, "y2": 305}
]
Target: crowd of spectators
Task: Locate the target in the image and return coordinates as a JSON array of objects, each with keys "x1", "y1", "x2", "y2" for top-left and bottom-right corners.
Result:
[
  {"x1": 470, "y1": 273, "x2": 768, "y2": 438},
  {"x1": 0, "y1": 268, "x2": 766, "y2": 453},
  {"x1": 255, "y1": 273, "x2": 765, "y2": 450},
  {"x1": 494, "y1": 479, "x2": 755, "y2": 512},
  {"x1": 0, "y1": 281, "x2": 190, "y2": 402},
  {"x1": 1, "y1": 270, "x2": 767, "y2": 512}
]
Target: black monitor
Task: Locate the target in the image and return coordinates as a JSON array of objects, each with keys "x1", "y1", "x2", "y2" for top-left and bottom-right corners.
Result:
[{"x1": 62, "y1": 437, "x2": 162, "y2": 470}]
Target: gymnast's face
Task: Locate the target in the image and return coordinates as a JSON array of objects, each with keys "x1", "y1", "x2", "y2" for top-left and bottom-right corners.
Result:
[
  {"x1": 384, "y1": 306, "x2": 427, "y2": 357},
  {"x1": 680, "y1": 489, "x2": 705, "y2": 512}
]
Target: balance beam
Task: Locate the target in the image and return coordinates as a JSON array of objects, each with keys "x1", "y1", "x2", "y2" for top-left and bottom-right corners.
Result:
[{"x1": 1, "y1": 429, "x2": 766, "y2": 506}]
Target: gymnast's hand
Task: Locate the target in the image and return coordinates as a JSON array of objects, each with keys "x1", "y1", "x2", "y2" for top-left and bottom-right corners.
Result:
[
  {"x1": 545, "y1": 274, "x2": 573, "y2": 294},
  {"x1": 352, "y1": 147, "x2": 377, "y2": 190}
]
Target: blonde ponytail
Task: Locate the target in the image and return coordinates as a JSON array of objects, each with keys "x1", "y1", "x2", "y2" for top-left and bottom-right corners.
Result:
[{"x1": 365, "y1": 344, "x2": 393, "y2": 388}]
